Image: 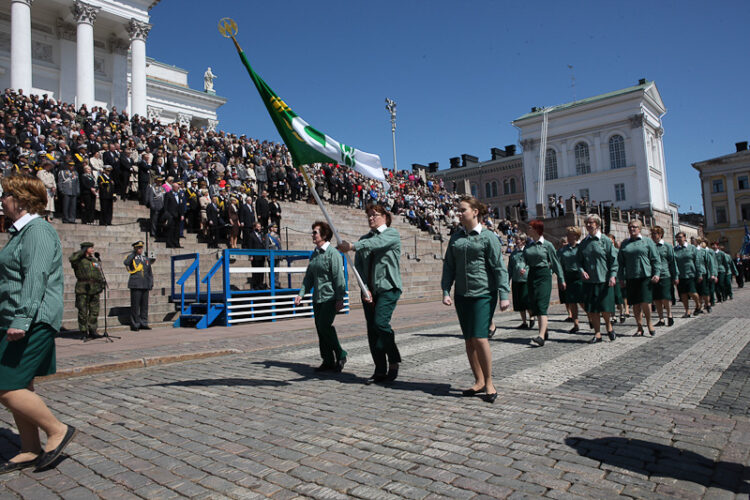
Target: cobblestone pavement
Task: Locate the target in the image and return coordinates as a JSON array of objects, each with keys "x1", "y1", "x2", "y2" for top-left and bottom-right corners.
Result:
[{"x1": 1, "y1": 288, "x2": 749, "y2": 499}]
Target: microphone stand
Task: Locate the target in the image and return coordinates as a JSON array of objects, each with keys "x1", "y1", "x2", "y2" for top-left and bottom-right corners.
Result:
[{"x1": 88, "y1": 252, "x2": 120, "y2": 342}]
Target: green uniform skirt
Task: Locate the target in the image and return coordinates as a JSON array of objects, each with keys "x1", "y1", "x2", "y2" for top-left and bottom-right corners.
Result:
[
  {"x1": 583, "y1": 283, "x2": 615, "y2": 313},
  {"x1": 677, "y1": 277, "x2": 697, "y2": 295},
  {"x1": 652, "y1": 277, "x2": 673, "y2": 301},
  {"x1": 511, "y1": 281, "x2": 529, "y2": 312},
  {"x1": 561, "y1": 271, "x2": 584, "y2": 305},
  {"x1": 0, "y1": 323, "x2": 57, "y2": 391},
  {"x1": 455, "y1": 293, "x2": 496, "y2": 339},
  {"x1": 625, "y1": 277, "x2": 653, "y2": 304},
  {"x1": 698, "y1": 274, "x2": 711, "y2": 296},
  {"x1": 527, "y1": 267, "x2": 552, "y2": 316}
]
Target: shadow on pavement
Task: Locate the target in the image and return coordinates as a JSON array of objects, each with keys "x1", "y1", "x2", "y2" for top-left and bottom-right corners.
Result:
[
  {"x1": 150, "y1": 378, "x2": 291, "y2": 388},
  {"x1": 253, "y1": 360, "x2": 460, "y2": 398},
  {"x1": 565, "y1": 436, "x2": 750, "y2": 494}
]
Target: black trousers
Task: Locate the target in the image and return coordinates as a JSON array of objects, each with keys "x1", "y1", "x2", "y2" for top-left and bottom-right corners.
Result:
[
  {"x1": 100, "y1": 198, "x2": 113, "y2": 225},
  {"x1": 62, "y1": 194, "x2": 77, "y2": 222},
  {"x1": 130, "y1": 288, "x2": 149, "y2": 328},
  {"x1": 81, "y1": 193, "x2": 95, "y2": 223}
]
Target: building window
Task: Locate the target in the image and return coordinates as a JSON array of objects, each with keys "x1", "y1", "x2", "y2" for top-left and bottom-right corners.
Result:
[
  {"x1": 741, "y1": 203, "x2": 750, "y2": 221},
  {"x1": 545, "y1": 149, "x2": 558, "y2": 180},
  {"x1": 574, "y1": 142, "x2": 591, "y2": 175},
  {"x1": 503, "y1": 179, "x2": 510, "y2": 195},
  {"x1": 738, "y1": 175, "x2": 749, "y2": 190},
  {"x1": 470, "y1": 184, "x2": 478, "y2": 198},
  {"x1": 491, "y1": 181, "x2": 498, "y2": 197},
  {"x1": 715, "y1": 206, "x2": 727, "y2": 224},
  {"x1": 485, "y1": 182, "x2": 492, "y2": 198},
  {"x1": 609, "y1": 135, "x2": 626, "y2": 169},
  {"x1": 712, "y1": 179, "x2": 724, "y2": 193},
  {"x1": 615, "y1": 183, "x2": 626, "y2": 201},
  {"x1": 510, "y1": 178, "x2": 517, "y2": 194},
  {"x1": 579, "y1": 188, "x2": 590, "y2": 201}
]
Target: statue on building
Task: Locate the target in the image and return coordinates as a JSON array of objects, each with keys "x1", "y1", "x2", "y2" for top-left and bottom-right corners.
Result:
[{"x1": 204, "y1": 67, "x2": 217, "y2": 93}]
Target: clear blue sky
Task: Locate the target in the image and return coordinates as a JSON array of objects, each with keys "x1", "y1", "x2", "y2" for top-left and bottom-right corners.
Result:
[{"x1": 148, "y1": 0, "x2": 749, "y2": 214}]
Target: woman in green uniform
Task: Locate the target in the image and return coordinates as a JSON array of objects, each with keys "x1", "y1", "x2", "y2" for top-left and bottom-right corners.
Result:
[
  {"x1": 295, "y1": 221, "x2": 347, "y2": 373},
  {"x1": 577, "y1": 214, "x2": 618, "y2": 343},
  {"x1": 508, "y1": 233, "x2": 534, "y2": 329},
  {"x1": 617, "y1": 220, "x2": 661, "y2": 336},
  {"x1": 338, "y1": 204, "x2": 402, "y2": 385},
  {"x1": 673, "y1": 231, "x2": 704, "y2": 317},
  {"x1": 0, "y1": 176, "x2": 76, "y2": 474},
  {"x1": 524, "y1": 219, "x2": 566, "y2": 347},
  {"x1": 441, "y1": 196, "x2": 510, "y2": 403},
  {"x1": 697, "y1": 238, "x2": 716, "y2": 313},
  {"x1": 650, "y1": 226, "x2": 678, "y2": 327},
  {"x1": 608, "y1": 234, "x2": 628, "y2": 323},
  {"x1": 557, "y1": 226, "x2": 584, "y2": 333}
]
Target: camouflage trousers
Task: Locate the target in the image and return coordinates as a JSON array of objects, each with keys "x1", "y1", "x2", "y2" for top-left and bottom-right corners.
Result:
[{"x1": 76, "y1": 293, "x2": 101, "y2": 333}]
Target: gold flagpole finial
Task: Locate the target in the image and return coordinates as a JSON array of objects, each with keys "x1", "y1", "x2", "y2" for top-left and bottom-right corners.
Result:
[{"x1": 218, "y1": 18, "x2": 241, "y2": 52}]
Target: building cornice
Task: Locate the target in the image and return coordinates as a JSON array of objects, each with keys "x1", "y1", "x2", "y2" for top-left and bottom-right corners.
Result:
[
  {"x1": 147, "y1": 77, "x2": 227, "y2": 105},
  {"x1": 432, "y1": 157, "x2": 522, "y2": 179}
]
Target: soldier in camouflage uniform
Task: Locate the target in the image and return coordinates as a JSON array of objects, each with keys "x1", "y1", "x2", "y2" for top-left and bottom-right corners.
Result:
[{"x1": 69, "y1": 241, "x2": 105, "y2": 339}]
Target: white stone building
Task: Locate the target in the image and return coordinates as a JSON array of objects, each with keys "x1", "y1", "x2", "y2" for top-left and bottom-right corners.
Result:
[
  {"x1": 0, "y1": 0, "x2": 224, "y2": 129},
  {"x1": 512, "y1": 79, "x2": 670, "y2": 218}
]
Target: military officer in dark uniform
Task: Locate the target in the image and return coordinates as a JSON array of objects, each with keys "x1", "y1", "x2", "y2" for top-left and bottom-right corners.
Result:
[
  {"x1": 98, "y1": 165, "x2": 115, "y2": 225},
  {"x1": 124, "y1": 241, "x2": 154, "y2": 331},
  {"x1": 69, "y1": 242, "x2": 105, "y2": 339}
]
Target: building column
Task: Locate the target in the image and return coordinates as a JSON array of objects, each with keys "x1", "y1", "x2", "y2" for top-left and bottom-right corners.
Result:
[
  {"x1": 72, "y1": 0, "x2": 100, "y2": 109},
  {"x1": 127, "y1": 19, "x2": 151, "y2": 118},
  {"x1": 10, "y1": 0, "x2": 33, "y2": 93}
]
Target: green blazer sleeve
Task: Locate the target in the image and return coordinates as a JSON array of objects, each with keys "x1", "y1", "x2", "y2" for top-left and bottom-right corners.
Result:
[
  {"x1": 486, "y1": 232, "x2": 510, "y2": 301},
  {"x1": 546, "y1": 241, "x2": 565, "y2": 284},
  {"x1": 647, "y1": 239, "x2": 661, "y2": 278},
  {"x1": 440, "y1": 233, "x2": 458, "y2": 297},
  {"x1": 330, "y1": 249, "x2": 346, "y2": 300},
  {"x1": 694, "y1": 248, "x2": 705, "y2": 277},
  {"x1": 10, "y1": 222, "x2": 64, "y2": 331},
  {"x1": 606, "y1": 237, "x2": 619, "y2": 280},
  {"x1": 298, "y1": 259, "x2": 314, "y2": 298},
  {"x1": 617, "y1": 242, "x2": 625, "y2": 281},
  {"x1": 667, "y1": 245, "x2": 678, "y2": 278}
]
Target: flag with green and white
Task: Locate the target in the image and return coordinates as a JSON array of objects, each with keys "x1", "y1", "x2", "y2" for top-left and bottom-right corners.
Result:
[{"x1": 235, "y1": 50, "x2": 389, "y2": 190}]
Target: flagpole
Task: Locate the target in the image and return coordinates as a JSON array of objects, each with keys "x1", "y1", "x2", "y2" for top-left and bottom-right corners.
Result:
[
  {"x1": 219, "y1": 18, "x2": 370, "y2": 298},
  {"x1": 297, "y1": 165, "x2": 371, "y2": 299}
]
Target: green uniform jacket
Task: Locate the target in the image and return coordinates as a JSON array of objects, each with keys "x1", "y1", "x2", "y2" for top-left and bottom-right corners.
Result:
[
  {"x1": 674, "y1": 244, "x2": 704, "y2": 279},
  {"x1": 715, "y1": 250, "x2": 729, "y2": 274},
  {"x1": 523, "y1": 239, "x2": 565, "y2": 283},
  {"x1": 654, "y1": 241, "x2": 678, "y2": 279},
  {"x1": 508, "y1": 248, "x2": 529, "y2": 283},
  {"x1": 0, "y1": 216, "x2": 63, "y2": 331},
  {"x1": 727, "y1": 253, "x2": 739, "y2": 275},
  {"x1": 558, "y1": 244, "x2": 581, "y2": 274},
  {"x1": 354, "y1": 227, "x2": 402, "y2": 294},
  {"x1": 617, "y1": 236, "x2": 661, "y2": 280},
  {"x1": 576, "y1": 234, "x2": 618, "y2": 284},
  {"x1": 298, "y1": 244, "x2": 346, "y2": 303},
  {"x1": 70, "y1": 250, "x2": 105, "y2": 294},
  {"x1": 703, "y1": 247, "x2": 717, "y2": 278},
  {"x1": 441, "y1": 227, "x2": 510, "y2": 300}
]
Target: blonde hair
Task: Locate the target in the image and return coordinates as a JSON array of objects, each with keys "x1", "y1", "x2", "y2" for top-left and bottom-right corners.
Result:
[
  {"x1": 566, "y1": 226, "x2": 582, "y2": 238},
  {"x1": 1, "y1": 175, "x2": 47, "y2": 215}
]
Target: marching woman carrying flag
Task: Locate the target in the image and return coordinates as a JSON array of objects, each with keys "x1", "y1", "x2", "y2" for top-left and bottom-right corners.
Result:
[{"x1": 441, "y1": 196, "x2": 510, "y2": 403}]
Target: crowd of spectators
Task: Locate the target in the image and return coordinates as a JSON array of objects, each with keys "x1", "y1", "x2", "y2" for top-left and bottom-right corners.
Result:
[{"x1": 0, "y1": 88, "x2": 467, "y2": 249}]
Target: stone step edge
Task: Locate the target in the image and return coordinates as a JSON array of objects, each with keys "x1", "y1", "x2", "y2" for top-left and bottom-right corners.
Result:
[{"x1": 39, "y1": 348, "x2": 243, "y2": 382}]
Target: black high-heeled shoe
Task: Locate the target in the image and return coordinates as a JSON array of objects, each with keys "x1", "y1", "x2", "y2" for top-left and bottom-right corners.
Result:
[
  {"x1": 482, "y1": 392, "x2": 498, "y2": 403},
  {"x1": 648, "y1": 329, "x2": 656, "y2": 336},
  {"x1": 608, "y1": 330, "x2": 617, "y2": 341},
  {"x1": 589, "y1": 336, "x2": 602, "y2": 344},
  {"x1": 461, "y1": 386, "x2": 485, "y2": 397},
  {"x1": 667, "y1": 317, "x2": 674, "y2": 326},
  {"x1": 569, "y1": 325, "x2": 579, "y2": 334}
]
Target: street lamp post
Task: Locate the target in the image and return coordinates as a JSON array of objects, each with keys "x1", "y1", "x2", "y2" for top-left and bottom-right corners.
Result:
[{"x1": 385, "y1": 98, "x2": 397, "y2": 172}]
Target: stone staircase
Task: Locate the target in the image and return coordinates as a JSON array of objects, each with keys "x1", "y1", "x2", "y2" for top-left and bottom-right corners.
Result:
[{"x1": 0, "y1": 198, "x2": 449, "y2": 332}]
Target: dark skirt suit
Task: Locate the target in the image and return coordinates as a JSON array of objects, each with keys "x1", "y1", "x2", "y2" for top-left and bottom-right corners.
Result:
[
  {"x1": 558, "y1": 244, "x2": 584, "y2": 304},
  {"x1": 523, "y1": 239, "x2": 565, "y2": 317},
  {"x1": 353, "y1": 226, "x2": 402, "y2": 376},
  {"x1": 674, "y1": 244, "x2": 704, "y2": 295},
  {"x1": 441, "y1": 227, "x2": 509, "y2": 339},
  {"x1": 508, "y1": 248, "x2": 529, "y2": 312},
  {"x1": 577, "y1": 233, "x2": 618, "y2": 313},
  {"x1": 653, "y1": 240, "x2": 678, "y2": 301},
  {"x1": 298, "y1": 244, "x2": 348, "y2": 368},
  {"x1": 0, "y1": 216, "x2": 64, "y2": 390},
  {"x1": 617, "y1": 236, "x2": 661, "y2": 305}
]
